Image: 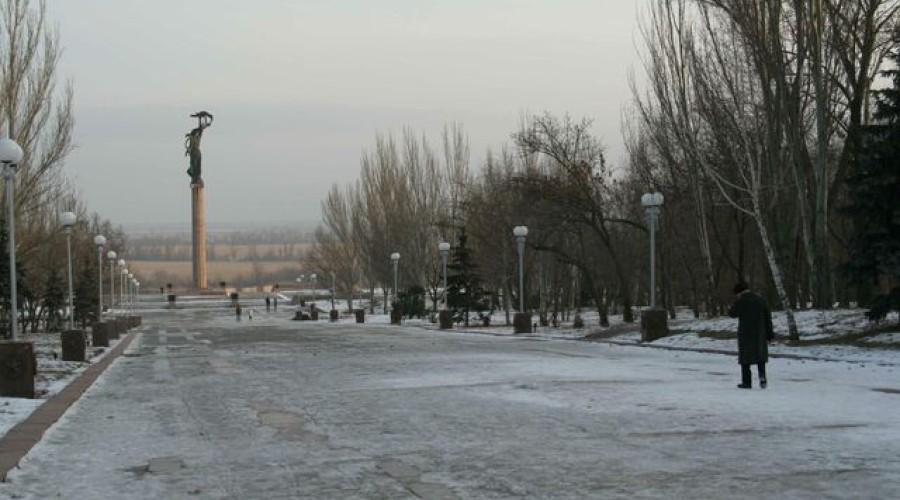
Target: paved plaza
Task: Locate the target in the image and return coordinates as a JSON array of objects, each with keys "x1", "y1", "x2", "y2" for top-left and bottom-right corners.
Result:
[{"x1": 1, "y1": 305, "x2": 898, "y2": 499}]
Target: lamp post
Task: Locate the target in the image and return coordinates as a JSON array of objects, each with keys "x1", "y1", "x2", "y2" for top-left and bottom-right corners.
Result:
[
  {"x1": 513, "y1": 226, "x2": 528, "y2": 312},
  {"x1": 438, "y1": 242, "x2": 450, "y2": 309},
  {"x1": 127, "y1": 273, "x2": 134, "y2": 313},
  {"x1": 512, "y1": 226, "x2": 530, "y2": 334},
  {"x1": 296, "y1": 274, "x2": 304, "y2": 305},
  {"x1": 94, "y1": 235, "x2": 106, "y2": 318},
  {"x1": 120, "y1": 266, "x2": 127, "y2": 311},
  {"x1": 390, "y1": 252, "x2": 400, "y2": 324},
  {"x1": 437, "y1": 241, "x2": 451, "y2": 330},
  {"x1": 640, "y1": 192, "x2": 664, "y2": 309},
  {"x1": 60, "y1": 211, "x2": 77, "y2": 330},
  {"x1": 0, "y1": 134, "x2": 23, "y2": 339},
  {"x1": 107, "y1": 250, "x2": 117, "y2": 312},
  {"x1": 640, "y1": 191, "x2": 668, "y2": 341},
  {"x1": 330, "y1": 271, "x2": 336, "y2": 310},
  {"x1": 310, "y1": 273, "x2": 317, "y2": 307},
  {"x1": 390, "y1": 253, "x2": 400, "y2": 303}
]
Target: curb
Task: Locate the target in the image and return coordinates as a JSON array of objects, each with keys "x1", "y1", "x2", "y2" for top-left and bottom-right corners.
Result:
[{"x1": 0, "y1": 330, "x2": 140, "y2": 482}]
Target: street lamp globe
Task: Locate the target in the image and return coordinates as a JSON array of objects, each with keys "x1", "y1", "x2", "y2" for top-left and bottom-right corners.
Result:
[
  {"x1": 391, "y1": 252, "x2": 400, "y2": 262},
  {"x1": 118, "y1": 259, "x2": 126, "y2": 269},
  {"x1": 59, "y1": 211, "x2": 77, "y2": 229},
  {"x1": 438, "y1": 242, "x2": 450, "y2": 253},
  {"x1": 107, "y1": 250, "x2": 117, "y2": 261},
  {"x1": 94, "y1": 234, "x2": 106, "y2": 247},
  {"x1": 0, "y1": 136, "x2": 23, "y2": 164},
  {"x1": 641, "y1": 192, "x2": 664, "y2": 208},
  {"x1": 513, "y1": 225, "x2": 528, "y2": 238}
]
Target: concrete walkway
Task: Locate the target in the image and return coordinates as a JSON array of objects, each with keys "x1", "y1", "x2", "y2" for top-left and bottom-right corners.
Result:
[
  {"x1": 1, "y1": 306, "x2": 898, "y2": 498},
  {"x1": 0, "y1": 331, "x2": 138, "y2": 481}
]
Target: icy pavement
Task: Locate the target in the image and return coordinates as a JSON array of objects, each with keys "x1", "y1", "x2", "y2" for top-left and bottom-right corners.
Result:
[{"x1": 1, "y1": 305, "x2": 899, "y2": 499}]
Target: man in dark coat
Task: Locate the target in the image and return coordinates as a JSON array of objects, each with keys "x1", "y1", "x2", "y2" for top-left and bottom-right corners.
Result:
[{"x1": 728, "y1": 282, "x2": 774, "y2": 389}]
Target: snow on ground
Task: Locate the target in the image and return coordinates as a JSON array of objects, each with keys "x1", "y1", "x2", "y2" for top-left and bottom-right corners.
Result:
[
  {"x1": 0, "y1": 329, "x2": 128, "y2": 437},
  {"x1": 2, "y1": 310, "x2": 899, "y2": 499},
  {"x1": 3, "y1": 300, "x2": 898, "y2": 447}
]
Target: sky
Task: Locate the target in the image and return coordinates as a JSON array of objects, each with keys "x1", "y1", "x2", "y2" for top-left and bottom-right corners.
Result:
[{"x1": 52, "y1": 1, "x2": 643, "y2": 228}]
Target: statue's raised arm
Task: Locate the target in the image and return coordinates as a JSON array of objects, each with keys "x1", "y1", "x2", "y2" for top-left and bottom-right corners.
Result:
[{"x1": 185, "y1": 111, "x2": 214, "y2": 183}]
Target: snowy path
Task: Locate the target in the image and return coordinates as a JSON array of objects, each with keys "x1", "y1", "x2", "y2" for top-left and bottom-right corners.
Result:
[{"x1": 1, "y1": 307, "x2": 898, "y2": 499}]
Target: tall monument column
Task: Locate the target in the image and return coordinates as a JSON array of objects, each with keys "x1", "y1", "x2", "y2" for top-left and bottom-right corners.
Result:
[
  {"x1": 185, "y1": 111, "x2": 213, "y2": 291},
  {"x1": 191, "y1": 180, "x2": 208, "y2": 289}
]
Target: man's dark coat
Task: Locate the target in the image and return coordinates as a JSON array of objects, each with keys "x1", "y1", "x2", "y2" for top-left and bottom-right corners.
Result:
[{"x1": 728, "y1": 291, "x2": 774, "y2": 364}]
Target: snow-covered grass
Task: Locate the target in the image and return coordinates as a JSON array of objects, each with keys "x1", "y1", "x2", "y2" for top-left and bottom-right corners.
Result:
[{"x1": 1, "y1": 330, "x2": 129, "y2": 437}]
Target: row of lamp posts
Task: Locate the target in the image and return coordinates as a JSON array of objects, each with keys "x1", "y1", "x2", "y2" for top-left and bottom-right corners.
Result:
[{"x1": 0, "y1": 130, "x2": 142, "y2": 398}]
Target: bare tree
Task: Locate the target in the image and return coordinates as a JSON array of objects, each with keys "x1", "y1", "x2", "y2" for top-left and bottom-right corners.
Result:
[{"x1": 0, "y1": 0, "x2": 74, "y2": 231}]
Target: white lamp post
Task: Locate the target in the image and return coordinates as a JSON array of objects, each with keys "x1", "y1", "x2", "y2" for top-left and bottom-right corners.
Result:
[
  {"x1": 641, "y1": 192, "x2": 664, "y2": 309},
  {"x1": 310, "y1": 273, "x2": 317, "y2": 307},
  {"x1": 296, "y1": 274, "x2": 304, "y2": 305},
  {"x1": 0, "y1": 134, "x2": 23, "y2": 339},
  {"x1": 513, "y1": 226, "x2": 528, "y2": 312},
  {"x1": 120, "y1": 266, "x2": 127, "y2": 311},
  {"x1": 94, "y1": 235, "x2": 106, "y2": 319},
  {"x1": 330, "y1": 271, "x2": 336, "y2": 310},
  {"x1": 60, "y1": 211, "x2": 77, "y2": 330},
  {"x1": 438, "y1": 242, "x2": 450, "y2": 310},
  {"x1": 125, "y1": 273, "x2": 134, "y2": 313},
  {"x1": 107, "y1": 250, "x2": 117, "y2": 311},
  {"x1": 390, "y1": 252, "x2": 400, "y2": 304}
]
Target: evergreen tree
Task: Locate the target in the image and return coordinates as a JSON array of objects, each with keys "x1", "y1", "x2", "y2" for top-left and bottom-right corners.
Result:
[
  {"x1": 842, "y1": 39, "x2": 900, "y2": 322},
  {"x1": 43, "y1": 267, "x2": 66, "y2": 332},
  {"x1": 74, "y1": 256, "x2": 99, "y2": 328},
  {"x1": 446, "y1": 229, "x2": 489, "y2": 326}
]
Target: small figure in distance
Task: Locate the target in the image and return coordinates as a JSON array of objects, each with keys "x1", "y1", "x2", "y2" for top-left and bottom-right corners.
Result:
[
  {"x1": 728, "y1": 282, "x2": 775, "y2": 389},
  {"x1": 235, "y1": 303, "x2": 242, "y2": 321}
]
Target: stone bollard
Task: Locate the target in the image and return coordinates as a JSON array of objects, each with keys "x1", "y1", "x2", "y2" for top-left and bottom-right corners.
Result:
[
  {"x1": 513, "y1": 312, "x2": 532, "y2": 334},
  {"x1": 92, "y1": 321, "x2": 110, "y2": 347},
  {"x1": 355, "y1": 309, "x2": 365, "y2": 323},
  {"x1": 439, "y1": 310, "x2": 453, "y2": 330},
  {"x1": 640, "y1": 309, "x2": 670, "y2": 342},
  {"x1": 61, "y1": 329, "x2": 87, "y2": 362},
  {"x1": 329, "y1": 309, "x2": 339, "y2": 322},
  {"x1": 0, "y1": 340, "x2": 36, "y2": 398},
  {"x1": 310, "y1": 309, "x2": 319, "y2": 321}
]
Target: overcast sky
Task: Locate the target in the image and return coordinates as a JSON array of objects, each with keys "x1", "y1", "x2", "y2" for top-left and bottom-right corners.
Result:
[{"x1": 53, "y1": 1, "x2": 643, "y2": 228}]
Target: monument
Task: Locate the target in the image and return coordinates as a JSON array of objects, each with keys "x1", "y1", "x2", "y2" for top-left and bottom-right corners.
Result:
[{"x1": 185, "y1": 111, "x2": 213, "y2": 290}]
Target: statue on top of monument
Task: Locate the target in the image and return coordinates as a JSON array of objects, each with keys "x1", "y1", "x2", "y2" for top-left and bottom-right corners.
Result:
[{"x1": 185, "y1": 111, "x2": 213, "y2": 184}]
